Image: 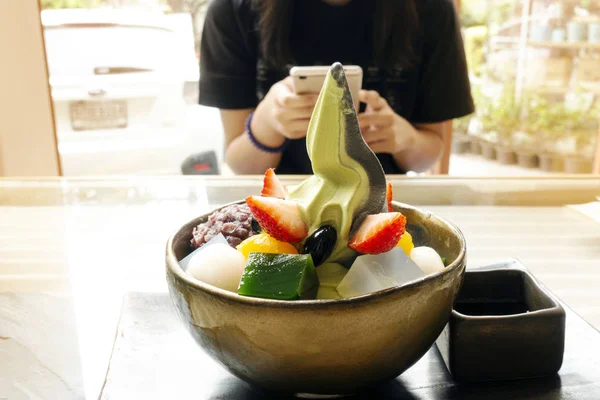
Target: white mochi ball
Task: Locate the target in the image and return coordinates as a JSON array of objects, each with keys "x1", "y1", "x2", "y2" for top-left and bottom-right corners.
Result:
[
  {"x1": 410, "y1": 246, "x2": 445, "y2": 275},
  {"x1": 187, "y1": 243, "x2": 246, "y2": 292}
]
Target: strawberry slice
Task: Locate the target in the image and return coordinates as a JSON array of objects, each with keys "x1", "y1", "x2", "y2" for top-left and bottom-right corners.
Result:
[
  {"x1": 246, "y1": 196, "x2": 308, "y2": 243},
  {"x1": 261, "y1": 168, "x2": 286, "y2": 198},
  {"x1": 349, "y1": 212, "x2": 406, "y2": 254},
  {"x1": 386, "y1": 182, "x2": 393, "y2": 212}
]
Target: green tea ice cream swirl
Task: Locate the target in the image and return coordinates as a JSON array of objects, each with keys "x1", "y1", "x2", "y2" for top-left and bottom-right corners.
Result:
[{"x1": 287, "y1": 63, "x2": 387, "y2": 266}]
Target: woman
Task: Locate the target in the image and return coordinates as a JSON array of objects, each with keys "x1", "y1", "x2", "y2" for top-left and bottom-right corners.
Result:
[{"x1": 199, "y1": 0, "x2": 474, "y2": 174}]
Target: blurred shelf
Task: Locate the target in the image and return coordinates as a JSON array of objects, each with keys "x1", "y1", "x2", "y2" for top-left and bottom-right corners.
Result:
[
  {"x1": 491, "y1": 36, "x2": 521, "y2": 45},
  {"x1": 524, "y1": 83, "x2": 600, "y2": 94},
  {"x1": 526, "y1": 86, "x2": 571, "y2": 94},
  {"x1": 528, "y1": 41, "x2": 600, "y2": 49},
  {"x1": 580, "y1": 81, "x2": 600, "y2": 93}
]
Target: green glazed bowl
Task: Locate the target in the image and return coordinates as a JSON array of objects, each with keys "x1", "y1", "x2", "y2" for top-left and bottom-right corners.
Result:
[{"x1": 166, "y1": 201, "x2": 466, "y2": 395}]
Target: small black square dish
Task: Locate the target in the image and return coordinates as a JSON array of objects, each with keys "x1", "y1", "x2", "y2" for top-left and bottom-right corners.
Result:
[{"x1": 435, "y1": 260, "x2": 566, "y2": 383}]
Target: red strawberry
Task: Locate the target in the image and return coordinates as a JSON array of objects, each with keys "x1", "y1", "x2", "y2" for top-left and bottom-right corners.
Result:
[
  {"x1": 261, "y1": 168, "x2": 286, "y2": 198},
  {"x1": 349, "y1": 212, "x2": 406, "y2": 254},
  {"x1": 245, "y1": 196, "x2": 308, "y2": 243},
  {"x1": 386, "y1": 182, "x2": 393, "y2": 212}
]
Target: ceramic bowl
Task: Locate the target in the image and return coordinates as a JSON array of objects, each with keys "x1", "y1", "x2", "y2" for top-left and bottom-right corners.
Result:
[{"x1": 166, "y1": 201, "x2": 466, "y2": 395}]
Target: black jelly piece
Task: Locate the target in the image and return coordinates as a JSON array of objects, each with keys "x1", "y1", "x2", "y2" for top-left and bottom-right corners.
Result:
[
  {"x1": 251, "y1": 217, "x2": 262, "y2": 233},
  {"x1": 303, "y1": 225, "x2": 337, "y2": 266}
]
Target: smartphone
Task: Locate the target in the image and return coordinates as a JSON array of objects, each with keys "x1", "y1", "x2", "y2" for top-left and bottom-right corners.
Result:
[{"x1": 290, "y1": 65, "x2": 363, "y2": 110}]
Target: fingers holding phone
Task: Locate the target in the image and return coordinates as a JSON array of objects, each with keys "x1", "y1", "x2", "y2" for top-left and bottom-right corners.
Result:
[
  {"x1": 358, "y1": 89, "x2": 416, "y2": 155},
  {"x1": 253, "y1": 66, "x2": 363, "y2": 143},
  {"x1": 253, "y1": 77, "x2": 318, "y2": 142},
  {"x1": 271, "y1": 77, "x2": 318, "y2": 138},
  {"x1": 359, "y1": 90, "x2": 388, "y2": 112}
]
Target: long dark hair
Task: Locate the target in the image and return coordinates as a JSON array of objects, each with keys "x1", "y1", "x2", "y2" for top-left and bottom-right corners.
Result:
[{"x1": 253, "y1": 0, "x2": 420, "y2": 70}]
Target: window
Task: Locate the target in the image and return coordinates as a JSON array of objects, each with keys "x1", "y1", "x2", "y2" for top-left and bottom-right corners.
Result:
[
  {"x1": 452, "y1": 0, "x2": 600, "y2": 175},
  {"x1": 32, "y1": 0, "x2": 600, "y2": 176},
  {"x1": 40, "y1": 1, "x2": 220, "y2": 176}
]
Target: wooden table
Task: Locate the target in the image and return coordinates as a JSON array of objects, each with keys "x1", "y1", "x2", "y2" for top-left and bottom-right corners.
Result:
[{"x1": 1, "y1": 177, "x2": 599, "y2": 399}]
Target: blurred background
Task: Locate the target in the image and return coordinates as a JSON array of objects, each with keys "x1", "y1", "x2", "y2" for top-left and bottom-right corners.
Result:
[{"x1": 2, "y1": 0, "x2": 600, "y2": 176}]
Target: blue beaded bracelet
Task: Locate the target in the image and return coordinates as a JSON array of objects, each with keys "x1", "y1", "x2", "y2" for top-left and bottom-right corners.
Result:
[{"x1": 245, "y1": 112, "x2": 289, "y2": 153}]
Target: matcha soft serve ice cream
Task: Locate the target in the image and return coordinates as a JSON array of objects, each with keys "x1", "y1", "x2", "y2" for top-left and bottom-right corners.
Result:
[{"x1": 286, "y1": 62, "x2": 388, "y2": 265}]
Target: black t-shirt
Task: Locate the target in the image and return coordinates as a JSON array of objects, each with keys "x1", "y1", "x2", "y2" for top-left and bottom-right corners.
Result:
[{"x1": 199, "y1": 0, "x2": 474, "y2": 174}]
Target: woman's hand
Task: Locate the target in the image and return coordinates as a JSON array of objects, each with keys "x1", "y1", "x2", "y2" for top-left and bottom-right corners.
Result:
[
  {"x1": 252, "y1": 77, "x2": 318, "y2": 147},
  {"x1": 357, "y1": 90, "x2": 416, "y2": 154}
]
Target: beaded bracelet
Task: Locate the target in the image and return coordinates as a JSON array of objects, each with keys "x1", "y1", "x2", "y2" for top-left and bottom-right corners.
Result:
[{"x1": 245, "y1": 112, "x2": 289, "y2": 153}]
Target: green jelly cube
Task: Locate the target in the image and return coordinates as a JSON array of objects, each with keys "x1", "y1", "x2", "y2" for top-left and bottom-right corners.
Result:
[{"x1": 238, "y1": 253, "x2": 319, "y2": 300}]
